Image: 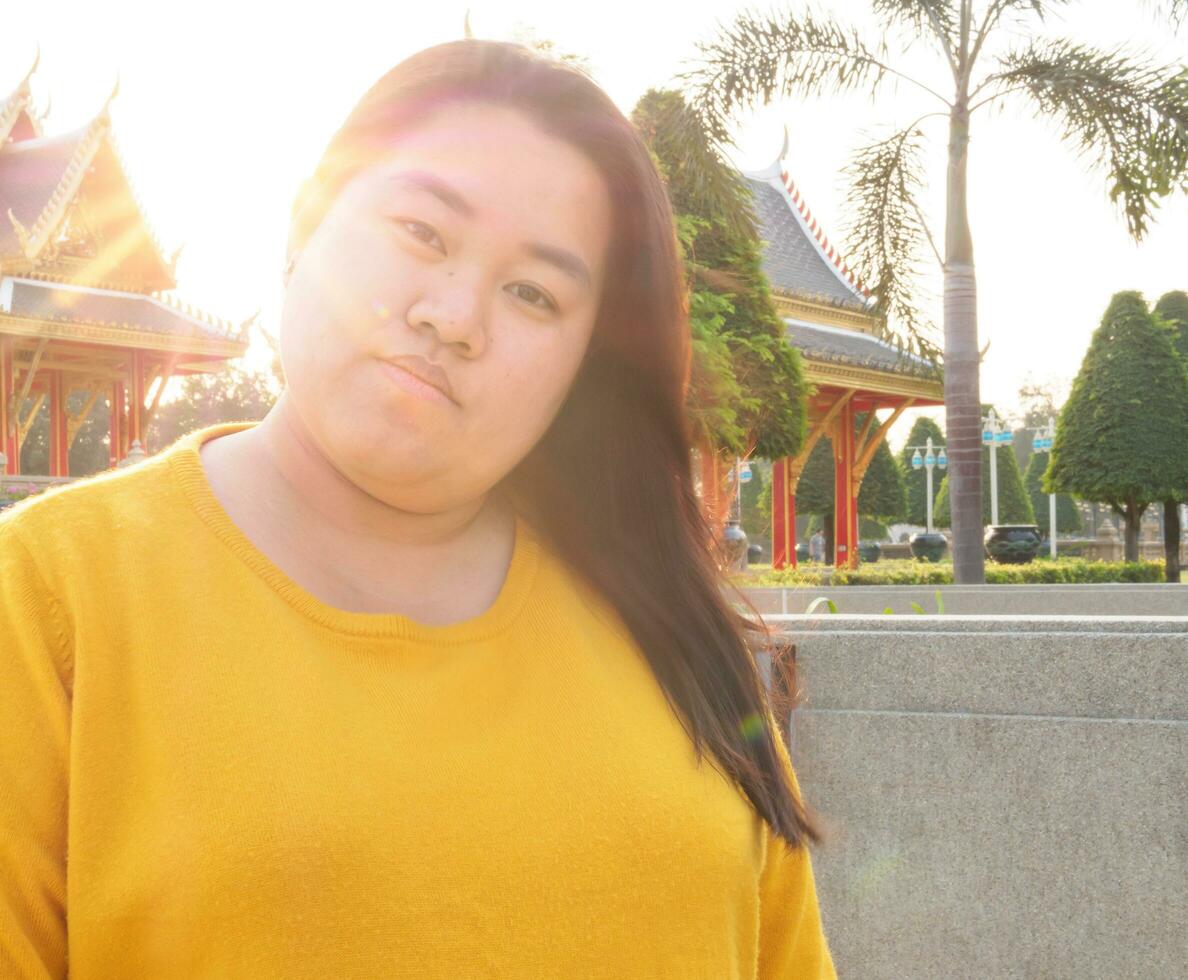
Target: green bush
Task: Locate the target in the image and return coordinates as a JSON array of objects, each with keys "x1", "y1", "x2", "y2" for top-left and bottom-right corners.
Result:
[{"x1": 743, "y1": 557, "x2": 1163, "y2": 587}]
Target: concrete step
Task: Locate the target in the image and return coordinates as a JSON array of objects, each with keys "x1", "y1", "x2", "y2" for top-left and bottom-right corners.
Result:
[{"x1": 737, "y1": 582, "x2": 1188, "y2": 616}]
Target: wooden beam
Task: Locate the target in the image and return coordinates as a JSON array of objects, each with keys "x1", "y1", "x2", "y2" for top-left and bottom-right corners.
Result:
[
  {"x1": 66, "y1": 383, "x2": 105, "y2": 447},
  {"x1": 789, "y1": 390, "x2": 854, "y2": 489},
  {"x1": 853, "y1": 398, "x2": 916, "y2": 485},
  {"x1": 9, "y1": 336, "x2": 48, "y2": 421},
  {"x1": 18, "y1": 391, "x2": 46, "y2": 444},
  {"x1": 13, "y1": 357, "x2": 129, "y2": 382},
  {"x1": 143, "y1": 354, "x2": 179, "y2": 430},
  {"x1": 853, "y1": 406, "x2": 880, "y2": 466}
]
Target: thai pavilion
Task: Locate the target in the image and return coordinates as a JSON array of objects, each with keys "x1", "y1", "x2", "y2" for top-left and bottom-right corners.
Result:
[
  {"x1": 0, "y1": 56, "x2": 248, "y2": 483},
  {"x1": 698, "y1": 133, "x2": 944, "y2": 569}
]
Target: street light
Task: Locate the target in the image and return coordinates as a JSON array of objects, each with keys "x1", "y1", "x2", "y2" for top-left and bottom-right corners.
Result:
[
  {"x1": 1031, "y1": 418, "x2": 1058, "y2": 558},
  {"x1": 908, "y1": 436, "x2": 947, "y2": 533},
  {"x1": 982, "y1": 408, "x2": 1013, "y2": 526}
]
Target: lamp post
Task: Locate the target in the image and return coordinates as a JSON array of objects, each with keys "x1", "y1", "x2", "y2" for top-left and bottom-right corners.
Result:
[
  {"x1": 908, "y1": 436, "x2": 948, "y2": 533},
  {"x1": 981, "y1": 409, "x2": 1013, "y2": 526},
  {"x1": 719, "y1": 457, "x2": 752, "y2": 571},
  {"x1": 734, "y1": 458, "x2": 752, "y2": 521},
  {"x1": 1032, "y1": 418, "x2": 1057, "y2": 558}
]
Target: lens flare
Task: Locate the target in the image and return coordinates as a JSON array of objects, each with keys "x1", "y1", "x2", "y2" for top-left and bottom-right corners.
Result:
[{"x1": 739, "y1": 711, "x2": 766, "y2": 743}]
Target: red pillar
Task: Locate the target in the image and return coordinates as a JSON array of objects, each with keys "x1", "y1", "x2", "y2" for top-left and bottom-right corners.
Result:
[
  {"x1": 48, "y1": 370, "x2": 69, "y2": 477},
  {"x1": 698, "y1": 446, "x2": 732, "y2": 536},
  {"x1": 129, "y1": 350, "x2": 145, "y2": 452},
  {"x1": 0, "y1": 336, "x2": 16, "y2": 475},
  {"x1": 832, "y1": 400, "x2": 859, "y2": 569},
  {"x1": 771, "y1": 456, "x2": 798, "y2": 569},
  {"x1": 109, "y1": 379, "x2": 125, "y2": 468}
]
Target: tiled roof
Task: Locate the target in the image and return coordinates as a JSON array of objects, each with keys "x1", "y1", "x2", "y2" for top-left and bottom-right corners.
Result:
[
  {"x1": 2, "y1": 278, "x2": 240, "y2": 344},
  {"x1": 0, "y1": 128, "x2": 80, "y2": 255},
  {"x1": 744, "y1": 176, "x2": 869, "y2": 312},
  {"x1": 785, "y1": 318, "x2": 933, "y2": 376}
]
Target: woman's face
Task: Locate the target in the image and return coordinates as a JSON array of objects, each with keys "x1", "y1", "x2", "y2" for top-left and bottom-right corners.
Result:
[{"x1": 279, "y1": 101, "x2": 613, "y2": 513}]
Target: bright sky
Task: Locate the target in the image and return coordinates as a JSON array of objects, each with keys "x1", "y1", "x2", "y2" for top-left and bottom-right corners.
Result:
[{"x1": 2, "y1": 1, "x2": 1185, "y2": 450}]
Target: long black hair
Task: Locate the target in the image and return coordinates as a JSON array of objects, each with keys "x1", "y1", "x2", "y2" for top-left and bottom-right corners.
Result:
[{"x1": 287, "y1": 38, "x2": 824, "y2": 851}]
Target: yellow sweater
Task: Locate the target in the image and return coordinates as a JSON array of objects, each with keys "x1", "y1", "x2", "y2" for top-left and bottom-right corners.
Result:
[{"x1": 0, "y1": 421, "x2": 835, "y2": 979}]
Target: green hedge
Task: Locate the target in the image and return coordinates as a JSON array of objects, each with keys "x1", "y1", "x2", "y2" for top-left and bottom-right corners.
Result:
[{"x1": 742, "y1": 557, "x2": 1164, "y2": 587}]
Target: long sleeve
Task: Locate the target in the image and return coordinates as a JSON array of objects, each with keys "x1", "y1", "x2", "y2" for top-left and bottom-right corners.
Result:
[
  {"x1": 0, "y1": 520, "x2": 72, "y2": 979},
  {"x1": 757, "y1": 703, "x2": 837, "y2": 979}
]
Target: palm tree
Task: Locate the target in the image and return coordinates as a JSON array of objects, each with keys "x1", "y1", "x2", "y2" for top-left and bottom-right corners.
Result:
[{"x1": 678, "y1": 1, "x2": 1188, "y2": 582}]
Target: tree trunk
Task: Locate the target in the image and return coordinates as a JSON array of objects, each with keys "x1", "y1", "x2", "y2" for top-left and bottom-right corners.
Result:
[
  {"x1": 824, "y1": 514, "x2": 835, "y2": 566},
  {"x1": 1164, "y1": 499, "x2": 1182, "y2": 583},
  {"x1": 943, "y1": 101, "x2": 985, "y2": 583},
  {"x1": 1123, "y1": 502, "x2": 1140, "y2": 563}
]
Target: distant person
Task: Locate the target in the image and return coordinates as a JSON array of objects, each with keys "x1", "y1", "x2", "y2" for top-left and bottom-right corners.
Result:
[
  {"x1": 810, "y1": 529, "x2": 827, "y2": 563},
  {"x1": 0, "y1": 39, "x2": 835, "y2": 978}
]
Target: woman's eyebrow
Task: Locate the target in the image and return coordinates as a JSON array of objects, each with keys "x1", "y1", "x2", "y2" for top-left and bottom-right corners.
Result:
[
  {"x1": 524, "y1": 242, "x2": 591, "y2": 289},
  {"x1": 389, "y1": 170, "x2": 475, "y2": 217},
  {"x1": 387, "y1": 169, "x2": 592, "y2": 290}
]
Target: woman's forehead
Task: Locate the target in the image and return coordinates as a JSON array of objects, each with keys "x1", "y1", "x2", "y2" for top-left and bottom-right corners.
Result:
[
  {"x1": 363, "y1": 108, "x2": 606, "y2": 208},
  {"x1": 350, "y1": 106, "x2": 612, "y2": 266}
]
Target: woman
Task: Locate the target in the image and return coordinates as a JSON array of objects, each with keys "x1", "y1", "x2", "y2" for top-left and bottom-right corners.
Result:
[{"x1": 0, "y1": 39, "x2": 835, "y2": 978}]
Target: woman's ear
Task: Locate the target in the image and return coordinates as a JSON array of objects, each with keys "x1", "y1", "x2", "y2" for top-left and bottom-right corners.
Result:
[{"x1": 285, "y1": 175, "x2": 323, "y2": 270}]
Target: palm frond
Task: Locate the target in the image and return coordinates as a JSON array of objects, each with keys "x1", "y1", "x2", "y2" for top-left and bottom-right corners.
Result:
[
  {"x1": 1140, "y1": 0, "x2": 1188, "y2": 29},
  {"x1": 969, "y1": 2, "x2": 1072, "y2": 72},
  {"x1": 983, "y1": 39, "x2": 1188, "y2": 239},
  {"x1": 840, "y1": 124, "x2": 942, "y2": 365},
  {"x1": 872, "y1": 0, "x2": 958, "y2": 55},
  {"x1": 677, "y1": 7, "x2": 912, "y2": 151}
]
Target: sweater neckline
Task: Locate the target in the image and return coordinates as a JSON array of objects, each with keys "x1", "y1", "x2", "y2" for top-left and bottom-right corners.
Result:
[{"x1": 165, "y1": 420, "x2": 542, "y2": 643}]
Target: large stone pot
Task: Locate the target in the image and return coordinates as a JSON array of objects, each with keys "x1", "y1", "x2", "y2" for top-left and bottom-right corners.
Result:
[
  {"x1": 857, "y1": 540, "x2": 883, "y2": 563},
  {"x1": 985, "y1": 524, "x2": 1042, "y2": 564},
  {"x1": 721, "y1": 521, "x2": 749, "y2": 570},
  {"x1": 909, "y1": 532, "x2": 948, "y2": 563}
]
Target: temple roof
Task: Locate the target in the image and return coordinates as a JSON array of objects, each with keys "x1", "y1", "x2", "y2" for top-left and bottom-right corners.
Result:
[
  {"x1": 0, "y1": 82, "x2": 177, "y2": 291},
  {"x1": 740, "y1": 130, "x2": 873, "y2": 314},
  {"x1": 784, "y1": 318, "x2": 932, "y2": 375},
  {"x1": 0, "y1": 277, "x2": 244, "y2": 350}
]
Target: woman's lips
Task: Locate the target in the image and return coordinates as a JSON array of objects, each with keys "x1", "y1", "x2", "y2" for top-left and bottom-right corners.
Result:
[{"x1": 376, "y1": 358, "x2": 456, "y2": 407}]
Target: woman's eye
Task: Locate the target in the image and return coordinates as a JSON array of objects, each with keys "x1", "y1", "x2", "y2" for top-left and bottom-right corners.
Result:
[
  {"x1": 400, "y1": 220, "x2": 444, "y2": 252},
  {"x1": 507, "y1": 282, "x2": 558, "y2": 312}
]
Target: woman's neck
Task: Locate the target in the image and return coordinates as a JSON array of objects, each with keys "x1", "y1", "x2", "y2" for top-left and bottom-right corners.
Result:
[
  {"x1": 197, "y1": 393, "x2": 517, "y2": 616},
  {"x1": 250, "y1": 391, "x2": 506, "y2": 549}
]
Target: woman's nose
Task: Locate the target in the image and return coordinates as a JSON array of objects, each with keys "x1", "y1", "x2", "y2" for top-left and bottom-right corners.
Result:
[{"x1": 405, "y1": 269, "x2": 487, "y2": 356}]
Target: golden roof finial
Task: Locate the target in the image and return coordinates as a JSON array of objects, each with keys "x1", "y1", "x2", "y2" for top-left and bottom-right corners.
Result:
[
  {"x1": 21, "y1": 44, "x2": 40, "y2": 89},
  {"x1": 463, "y1": 9, "x2": 473, "y2": 38},
  {"x1": 168, "y1": 243, "x2": 184, "y2": 277},
  {"x1": 7, "y1": 208, "x2": 33, "y2": 257},
  {"x1": 100, "y1": 72, "x2": 120, "y2": 119},
  {"x1": 239, "y1": 309, "x2": 261, "y2": 340}
]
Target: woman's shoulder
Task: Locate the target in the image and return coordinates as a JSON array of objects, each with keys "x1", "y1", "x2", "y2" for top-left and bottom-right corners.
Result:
[{"x1": 0, "y1": 448, "x2": 182, "y2": 571}]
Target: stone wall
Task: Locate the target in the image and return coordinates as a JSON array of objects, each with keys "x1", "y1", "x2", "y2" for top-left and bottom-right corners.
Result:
[{"x1": 754, "y1": 616, "x2": 1188, "y2": 979}]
